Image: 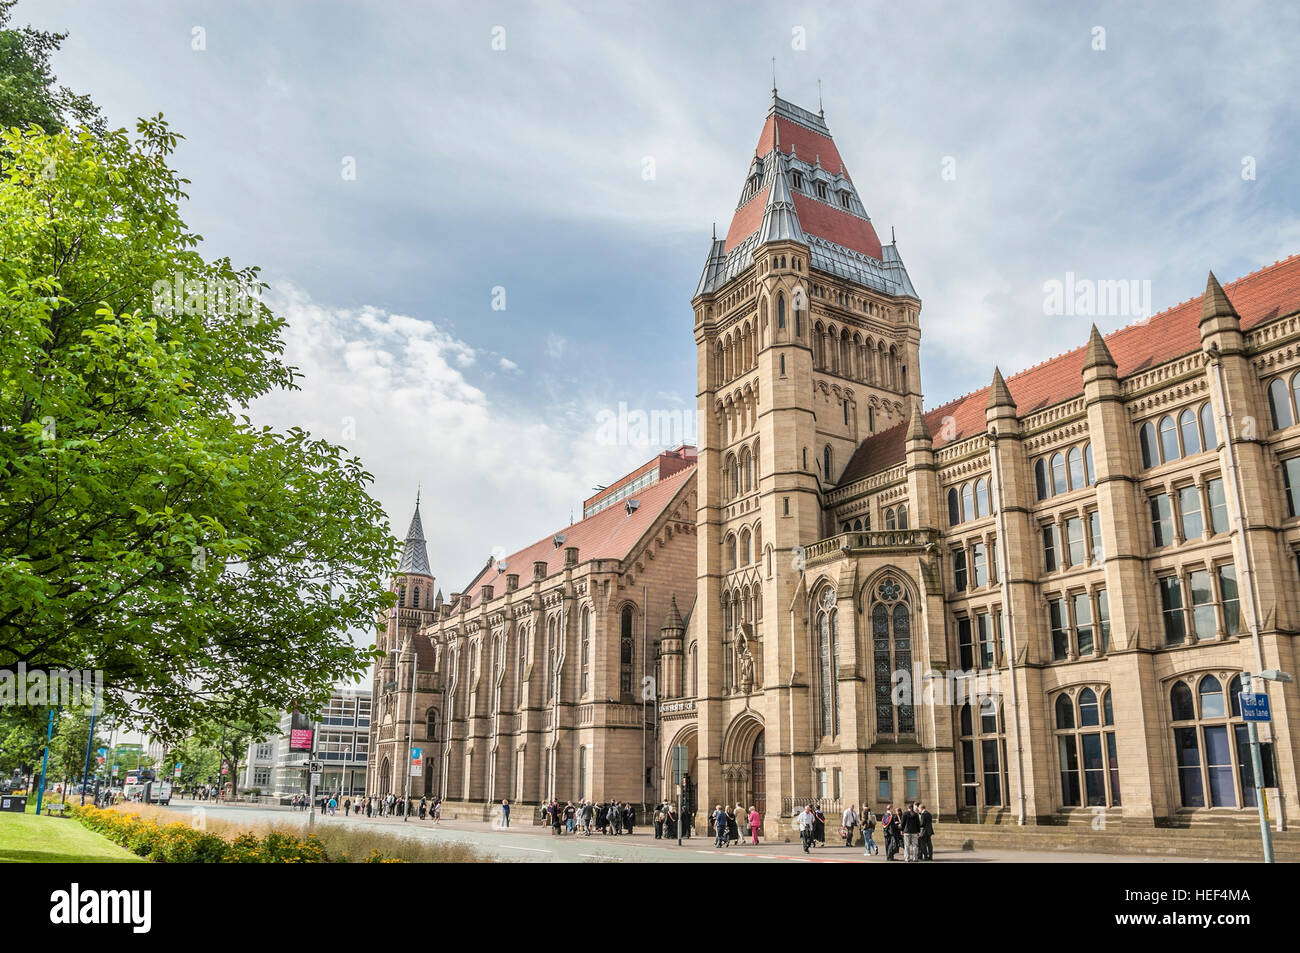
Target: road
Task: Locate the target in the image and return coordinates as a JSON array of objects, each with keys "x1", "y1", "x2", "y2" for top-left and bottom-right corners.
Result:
[{"x1": 156, "y1": 800, "x2": 1200, "y2": 864}]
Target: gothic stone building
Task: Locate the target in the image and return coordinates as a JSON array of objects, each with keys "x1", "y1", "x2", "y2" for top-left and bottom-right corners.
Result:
[
  {"x1": 367, "y1": 449, "x2": 699, "y2": 812},
  {"x1": 374, "y1": 93, "x2": 1300, "y2": 829}
]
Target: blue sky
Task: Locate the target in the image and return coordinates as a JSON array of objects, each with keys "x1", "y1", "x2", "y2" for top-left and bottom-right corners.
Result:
[{"x1": 26, "y1": 0, "x2": 1300, "y2": 592}]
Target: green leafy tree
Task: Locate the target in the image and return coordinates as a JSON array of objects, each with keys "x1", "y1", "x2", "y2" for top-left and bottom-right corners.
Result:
[
  {"x1": 0, "y1": 0, "x2": 104, "y2": 134},
  {"x1": 0, "y1": 120, "x2": 397, "y2": 740},
  {"x1": 0, "y1": 702, "x2": 51, "y2": 775},
  {"x1": 50, "y1": 707, "x2": 106, "y2": 788},
  {"x1": 161, "y1": 734, "x2": 220, "y2": 790}
]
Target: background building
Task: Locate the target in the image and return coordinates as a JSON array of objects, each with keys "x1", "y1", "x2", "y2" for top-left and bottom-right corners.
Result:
[{"x1": 243, "y1": 687, "x2": 371, "y2": 797}]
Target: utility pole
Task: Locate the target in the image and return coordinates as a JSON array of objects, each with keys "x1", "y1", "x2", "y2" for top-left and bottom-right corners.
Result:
[
  {"x1": 79, "y1": 682, "x2": 102, "y2": 805},
  {"x1": 404, "y1": 650, "x2": 417, "y2": 821}
]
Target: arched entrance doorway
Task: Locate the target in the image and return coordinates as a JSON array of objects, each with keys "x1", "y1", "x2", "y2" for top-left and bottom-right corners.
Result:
[
  {"x1": 721, "y1": 713, "x2": 765, "y2": 812},
  {"x1": 663, "y1": 725, "x2": 698, "y2": 801},
  {"x1": 750, "y1": 731, "x2": 766, "y2": 815},
  {"x1": 378, "y1": 757, "x2": 391, "y2": 797}
]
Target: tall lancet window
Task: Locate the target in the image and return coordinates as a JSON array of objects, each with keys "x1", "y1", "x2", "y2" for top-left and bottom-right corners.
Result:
[
  {"x1": 620, "y1": 605, "x2": 635, "y2": 699},
  {"x1": 871, "y1": 576, "x2": 914, "y2": 738},
  {"x1": 817, "y1": 601, "x2": 840, "y2": 737}
]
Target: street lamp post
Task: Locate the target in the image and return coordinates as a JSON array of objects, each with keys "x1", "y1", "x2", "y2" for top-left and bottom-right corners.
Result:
[
  {"x1": 403, "y1": 648, "x2": 417, "y2": 822},
  {"x1": 1242, "y1": 669, "x2": 1293, "y2": 863}
]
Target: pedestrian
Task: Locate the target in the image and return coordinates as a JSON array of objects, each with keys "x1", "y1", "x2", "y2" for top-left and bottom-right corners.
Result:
[
  {"x1": 654, "y1": 803, "x2": 665, "y2": 839},
  {"x1": 812, "y1": 803, "x2": 826, "y2": 847},
  {"x1": 882, "y1": 805, "x2": 900, "y2": 860},
  {"x1": 565, "y1": 801, "x2": 577, "y2": 834},
  {"x1": 918, "y1": 803, "x2": 934, "y2": 861},
  {"x1": 501, "y1": 798, "x2": 511, "y2": 828},
  {"x1": 344, "y1": 796, "x2": 351, "y2": 817},
  {"x1": 862, "y1": 807, "x2": 878, "y2": 856},
  {"x1": 725, "y1": 805, "x2": 738, "y2": 846},
  {"x1": 901, "y1": 802, "x2": 921, "y2": 862},
  {"x1": 327, "y1": 795, "x2": 337, "y2": 816},
  {"x1": 624, "y1": 803, "x2": 635, "y2": 835},
  {"x1": 433, "y1": 797, "x2": 442, "y2": 823},
  {"x1": 748, "y1": 805, "x2": 760, "y2": 845},
  {"x1": 419, "y1": 796, "x2": 427, "y2": 820},
  {"x1": 713, "y1": 804, "x2": 729, "y2": 847},
  {"x1": 607, "y1": 801, "x2": 621, "y2": 835},
  {"x1": 581, "y1": 799, "x2": 594, "y2": 835},
  {"x1": 797, "y1": 804, "x2": 816, "y2": 853},
  {"x1": 841, "y1": 803, "x2": 859, "y2": 848},
  {"x1": 735, "y1": 802, "x2": 747, "y2": 840}
]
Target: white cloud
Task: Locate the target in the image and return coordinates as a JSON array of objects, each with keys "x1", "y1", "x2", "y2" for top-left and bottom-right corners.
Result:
[{"x1": 247, "y1": 284, "x2": 664, "y2": 602}]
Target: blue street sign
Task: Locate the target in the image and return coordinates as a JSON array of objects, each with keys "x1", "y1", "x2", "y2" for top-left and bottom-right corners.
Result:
[{"x1": 1240, "y1": 692, "x2": 1271, "y2": 722}]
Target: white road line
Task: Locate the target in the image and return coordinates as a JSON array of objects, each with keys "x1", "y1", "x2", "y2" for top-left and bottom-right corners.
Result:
[
  {"x1": 578, "y1": 853, "x2": 621, "y2": 861},
  {"x1": 499, "y1": 844, "x2": 552, "y2": 853}
]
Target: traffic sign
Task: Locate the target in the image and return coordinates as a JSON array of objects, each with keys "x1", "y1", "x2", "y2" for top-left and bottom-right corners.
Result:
[
  {"x1": 1240, "y1": 692, "x2": 1271, "y2": 722},
  {"x1": 310, "y1": 773, "x2": 321, "y2": 786},
  {"x1": 307, "y1": 760, "x2": 323, "y2": 774}
]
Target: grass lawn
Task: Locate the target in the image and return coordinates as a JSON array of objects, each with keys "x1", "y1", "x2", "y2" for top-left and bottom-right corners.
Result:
[{"x1": 0, "y1": 810, "x2": 144, "y2": 863}]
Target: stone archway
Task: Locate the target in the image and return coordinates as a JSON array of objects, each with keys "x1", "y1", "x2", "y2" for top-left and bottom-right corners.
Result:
[
  {"x1": 378, "y1": 757, "x2": 391, "y2": 797},
  {"x1": 721, "y1": 712, "x2": 765, "y2": 812},
  {"x1": 663, "y1": 725, "x2": 698, "y2": 801}
]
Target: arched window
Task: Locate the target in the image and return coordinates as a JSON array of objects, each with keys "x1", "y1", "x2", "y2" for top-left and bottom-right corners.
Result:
[
  {"x1": 975, "y1": 478, "x2": 989, "y2": 518},
  {"x1": 1170, "y1": 674, "x2": 1255, "y2": 808},
  {"x1": 1139, "y1": 422, "x2": 1158, "y2": 469},
  {"x1": 620, "y1": 606, "x2": 635, "y2": 700},
  {"x1": 426, "y1": 708, "x2": 438, "y2": 739},
  {"x1": 1035, "y1": 459, "x2": 1050, "y2": 500},
  {"x1": 1054, "y1": 688, "x2": 1120, "y2": 807},
  {"x1": 962, "y1": 483, "x2": 975, "y2": 521},
  {"x1": 853, "y1": 518, "x2": 863, "y2": 531},
  {"x1": 413, "y1": 586, "x2": 420, "y2": 608},
  {"x1": 1200, "y1": 402, "x2": 1219, "y2": 451},
  {"x1": 546, "y1": 616, "x2": 558, "y2": 700},
  {"x1": 958, "y1": 697, "x2": 1005, "y2": 807},
  {"x1": 1178, "y1": 408, "x2": 1200, "y2": 456},
  {"x1": 1084, "y1": 443, "x2": 1096, "y2": 485},
  {"x1": 1269, "y1": 378, "x2": 1294, "y2": 429},
  {"x1": 1067, "y1": 448, "x2": 1084, "y2": 490},
  {"x1": 777, "y1": 293, "x2": 786, "y2": 329},
  {"x1": 1158, "y1": 415, "x2": 1179, "y2": 462},
  {"x1": 726, "y1": 534, "x2": 737, "y2": 571},
  {"x1": 884, "y1": 508, "x2": 896, "y2": 530},
  {"x1": 688, "y1": 642, "x2": 698, "y2": 696},
  {"x1": 580, "y1": 607, "x2": 591, "y2": 696},
  {"x1": 1051, "y1": 452, "x2": 1068, "y2": 495},
  {"x1": 948, "y1": 488, "x2": 961, "y2": 525},
  {"x1": 518, "y1": 627, "x2": 528, "y2": 688},
  {"x1": 871, "y1": 576, "x2": 914, "y2": 738},
  {"x1": 816, "y1": 604, "x2": 840, "y2": 737},
  {"x1": 896, "y1": 504, "x2": 908, "y2": 530},
  {"x1": 823, "y1": 445, "x2": 833, "y2": 482},
  {"x1": 740, "y1": 528, "x2": 752, "y2": 565}
]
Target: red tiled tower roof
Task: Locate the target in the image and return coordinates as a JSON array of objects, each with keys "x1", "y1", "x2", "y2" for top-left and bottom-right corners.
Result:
[
  {"x1": 838, "y1": 255, "x2": 1300, "y2": 486},
  {"x1": 722, "y1": 97, "x2": 883, "y2": 261}
]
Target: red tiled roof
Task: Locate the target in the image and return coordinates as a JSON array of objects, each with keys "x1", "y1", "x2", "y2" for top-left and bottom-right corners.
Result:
[
  {"x1": 460, "y1": 464, "x2": 696, "y2": 609},
  {"x1": 754, "y1": 114, "x2": 847, "y2": 179},
  {"x1": 792, "y1": 193, "x2": 883, "y2": 261},
  {"x1": 725, "y1": 186, "x2": 768, "y2": 253},
  {"x1": 838, "y1": 255, "x2": 1300, "y2": 486}
]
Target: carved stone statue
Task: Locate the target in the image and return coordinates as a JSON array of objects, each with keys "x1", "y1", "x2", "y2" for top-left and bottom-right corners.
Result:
[{"x1": 737, "y1": 624, "x2": 756, "y2": 694}]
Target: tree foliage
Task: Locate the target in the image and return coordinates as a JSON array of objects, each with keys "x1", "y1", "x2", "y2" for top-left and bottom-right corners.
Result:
[
  {"x1": 0, "y1": 0, "x2": 104, "y2": 134},
  {"x1": 0, "y1": 119, "x2": 396, "y2": 740}
]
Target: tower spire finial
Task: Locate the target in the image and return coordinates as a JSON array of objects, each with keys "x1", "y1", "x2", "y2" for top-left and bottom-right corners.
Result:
[
  {"x1": 771, "y1": 57, "x2": 777, "y2": 100},
  {"x1": 818, "y1": 78, "x2": 823, "y2": 116}
]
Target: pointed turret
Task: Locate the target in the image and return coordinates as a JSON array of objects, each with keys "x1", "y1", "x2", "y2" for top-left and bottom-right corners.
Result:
[
  {"x1": 661, "y1": 594, "x2": 685, "y2": 633},
  {"x1": 397, "y1": 492, "x2": 431, "y2": 576},
  {"x1": 1082, "y1": 323, "x2": 1116, "y2": 371},
  {"x1": 1200, "y1": 271, "x2": 1239, "y2": 325},
  {"x1": 756, "y1": 154, "x2": 806, "y2": 247},
  {"x1": 986, "y1": 367, "x2": 1016, "y2": 411},
  {"x1": 906, "y1": 400, "x2": 930, "y2": 443}
]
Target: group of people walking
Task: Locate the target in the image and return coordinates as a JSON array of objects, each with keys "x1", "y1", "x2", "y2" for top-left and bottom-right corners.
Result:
[
  {"x1": 831, "y1": 802, "x2": 935, "y2": 861},
  {"x1": 710, "y1": 803, "x2": 763, "y2": 846},
  {"x1": 538, "y1": 799, "x2": 635, "y2": 835}
]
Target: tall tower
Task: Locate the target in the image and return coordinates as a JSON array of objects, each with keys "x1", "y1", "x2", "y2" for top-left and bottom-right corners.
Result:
[
  {"x1": 690, "y1": 93, "x2": 921, "y2": 818},
  {"x1": 369, "y1": 493, "x2": 439, "y2": 797}
]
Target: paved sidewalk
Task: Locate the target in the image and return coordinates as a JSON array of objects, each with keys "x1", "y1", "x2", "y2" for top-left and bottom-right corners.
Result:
[{"x1": 161, "y1": 800, "x2": 1205, "y2": 863}]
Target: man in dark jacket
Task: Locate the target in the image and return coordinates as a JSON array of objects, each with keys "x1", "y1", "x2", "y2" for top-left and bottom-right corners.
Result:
[
  {"x1": 918, "y1": 803, "x2": 934, "y2": 861},
  {"x1": 901, "y1": 803, "x2": 922, "y2": 862}
]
